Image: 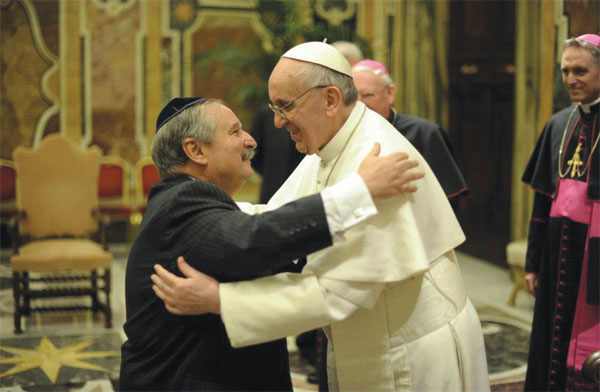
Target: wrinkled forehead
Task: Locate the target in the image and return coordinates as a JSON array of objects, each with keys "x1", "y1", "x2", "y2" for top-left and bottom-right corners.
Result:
[
  {"x1": 353, "y1": 68, "x2": 384, "y2": 85},
  {"x1": 561, "y1": 46, "x2": 596, "y2": 66},
  {"x1": 205, "y1": 103, "x2": 240, "y2": 130},
  {"x1": 269, "y1": 59, "x2": 308, "y2": 97}
]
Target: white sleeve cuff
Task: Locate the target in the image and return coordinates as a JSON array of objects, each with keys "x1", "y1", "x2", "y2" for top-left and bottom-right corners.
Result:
[
  {"x1": 235, "y1": 202, "x2": 269, "y2": 215},
  {"x1": 321, "y1": 173, "x2": 377, "y2": 242}
]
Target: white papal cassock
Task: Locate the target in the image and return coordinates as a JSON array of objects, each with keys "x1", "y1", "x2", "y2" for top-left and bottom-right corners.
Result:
[{"x1": 221, "y1": 102, "x2": 490, "y2": 391}]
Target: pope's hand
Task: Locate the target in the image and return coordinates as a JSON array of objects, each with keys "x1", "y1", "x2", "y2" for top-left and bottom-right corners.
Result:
[
  {"x1": 358, "y1": 143, "x2": 425, "y2": 199},
  {"x1": 152, "y1": 256, "x2": 221, "y2": 315}
]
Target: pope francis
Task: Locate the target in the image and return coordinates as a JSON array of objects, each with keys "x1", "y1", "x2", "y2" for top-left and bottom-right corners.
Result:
[{"x1": 153, "y1": 41, "x2": 490, "y2": 391}]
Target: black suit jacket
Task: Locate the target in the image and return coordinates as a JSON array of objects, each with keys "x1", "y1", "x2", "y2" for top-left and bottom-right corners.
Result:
[{"x1": 120, "y1": 175, "x2": 332, "y2": 391}]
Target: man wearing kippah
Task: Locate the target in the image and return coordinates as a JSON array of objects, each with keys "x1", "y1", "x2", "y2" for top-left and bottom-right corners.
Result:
[
  {"x1": 352, "y1": 59, "x2": 468, "y2": 210},
  {"x1": 153, "y1": 41, "x2": 490, "y2": 390},
  {"x1": 119, "y1": 97, "x2": 423, "y2": 391},
  {"x1": 522, "y1": 34, "x2": 600, "y2": 391}
]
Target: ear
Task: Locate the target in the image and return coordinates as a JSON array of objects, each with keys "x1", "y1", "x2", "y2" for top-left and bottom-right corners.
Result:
[
  {"x1": 324, "y1": 86, "x2": 343, "y2": 116},
  {"x1": 182, "y1": 137, "x2": 208, "y2": 166},
  {"x1": 385, "y1": 84, "x2": 396, "y2": 106}
]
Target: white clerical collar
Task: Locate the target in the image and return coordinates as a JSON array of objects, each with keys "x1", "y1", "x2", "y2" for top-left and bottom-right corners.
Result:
[
  {"x1": 579, "y1": 97, "x2": 600, "y2": 113},
  {"x1": 316, "y1": 102, "x2": 366, "y2": 163}
]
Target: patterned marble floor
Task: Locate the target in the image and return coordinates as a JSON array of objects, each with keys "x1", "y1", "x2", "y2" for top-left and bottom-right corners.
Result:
[{"x1": 0, "y1": 244, "x2": 534, "y2": 391}]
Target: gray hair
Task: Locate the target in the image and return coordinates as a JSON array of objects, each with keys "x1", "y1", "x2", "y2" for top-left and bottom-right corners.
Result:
[
  {"x1": 151, "y1": 98, "x2": 222, "y2": 179},
  {"x1": 331, "y1": 41, "x2": 364, "y2": 64},
  {"x1": 296, "y1": 63, "x2": 358, "y2": 105},
  {"x1": 564, "y1": 37, "x2": 600, "y2": 67},
  {"x1": 352, "y1": 65, "x2": 395, "y2": 87}
]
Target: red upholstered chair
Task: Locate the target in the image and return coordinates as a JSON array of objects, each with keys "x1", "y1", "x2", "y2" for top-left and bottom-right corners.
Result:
[
  {"x1": 131, "y1": 156, "x2": 160, "y2": 225},
  {"x1": 0, "y1": 159, "x2": 18, "y2": 222},
  {"x1": 98, "y1": 156, "x2": 134, "y2": 243},
  {"x1": 98, "y1": 156, "x2": 133, "y2": 218}
]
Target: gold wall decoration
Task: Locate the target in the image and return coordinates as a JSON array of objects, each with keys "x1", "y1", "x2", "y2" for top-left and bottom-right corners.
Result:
[
  {"x1": 21, "y1": 0, "x2": 59, "y2": 148},
  {"x1": 0, "y1": 0, "x2": 58, "y2": 159},
  {"x1": 314, "y1": 0, "x2": 358, "y2": 26},
  {"x1": 177, "y1": 6, "x2": 273, "y2": 128},
  {"x1": 135, "y1": 0, "x2": 168, "y2": 157},
  {"x1": 91, "y1": 0, "x2": 138, "y2": 18},
  {"x1": 198, "y1": 0, "x2": 259, "y2": 8},
  {"x1": 85, "y1": 0, "x2": 142, "y2": 163},
  {"x1": 59, "y1": 0, "x2": 84, "y2": 144}
]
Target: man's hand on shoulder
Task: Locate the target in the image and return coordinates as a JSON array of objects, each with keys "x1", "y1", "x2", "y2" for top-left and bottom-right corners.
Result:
[
  {"x1": 152, "y1": 257, "x2": 221, "y2": 315},
  {"x1": 358, "y1": 143, "x2": 425, "y2": 199}
]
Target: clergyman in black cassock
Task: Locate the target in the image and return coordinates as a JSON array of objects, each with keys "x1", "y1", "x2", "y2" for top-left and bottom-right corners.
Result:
[{"x1": 522, "y1": 34, "x2": 599, "y2": 391}]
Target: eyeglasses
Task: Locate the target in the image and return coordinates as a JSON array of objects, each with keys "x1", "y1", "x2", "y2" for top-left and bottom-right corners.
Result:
[{"x1": 269, "y1": 85, "x2": 330, "y2": 120}]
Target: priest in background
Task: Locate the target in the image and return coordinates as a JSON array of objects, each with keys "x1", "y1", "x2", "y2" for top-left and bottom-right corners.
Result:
[
  {"x1": 522, "y1": 33, "x2": 599, "y2": 391},
  {"x1": 352, "y1": 59, "x2": 468, "y2": 211}
]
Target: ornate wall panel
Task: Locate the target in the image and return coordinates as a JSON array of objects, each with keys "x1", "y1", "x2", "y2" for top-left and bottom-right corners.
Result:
[
  {"x1": 169, "y1": 2, "x2": 274, "y2": 130},
  {"x1": 87, "y1": 0, "x2": 141, "y2": 164},
  {"x1": 191, "y1": 12, "x2": 272, "y2": 127},
  {"x1": 1, "y1": 0, "x2": 58, "y2": 159}
]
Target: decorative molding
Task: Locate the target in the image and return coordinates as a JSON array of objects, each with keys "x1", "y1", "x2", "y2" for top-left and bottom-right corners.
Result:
[
  {"x1": 354, "y1": 0, "x2": 366, "y2": 38},
  {"x1": 181, "y1": 8, "x2": 274, "y2": 96},
  {"x1": 170, "y1": 0, "x2": 198, "y2": 30},
  {"x1": 19, "y1": 0, "x2": 59, "y2": 147},
  {"x1": 137, "y1": 1, "x2": 150, "y2": 157},
  {"x1": 198, "y1": 0, "x2": 258, "y2": 8},
  {"x1": 384, "y1": 0, "x2": 396, "y2": 15},
  {"x1": 136, "y1": 0, "x2": 180, "y2": 157},
  {"x1": 80, "y1": 2, "x2": 93, "y2": 148},
  {"x1": 554, "y1": 0, "x2": 568, "y2": 63},
  {"x1": 371, "y1": 0, "x2": 387, "y2": 61},
  {"x1": 314, "y1": 0, "x2": 357, "y2": 26},
  {"x1": 91, "y1": 0, "x2": 137, "y2": 18}
]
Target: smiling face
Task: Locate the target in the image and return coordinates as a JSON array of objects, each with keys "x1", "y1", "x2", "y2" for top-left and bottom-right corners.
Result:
[
  {"x1": 268, "y1": 59, "x2": 336, "y2": 155},
  {"x1": 200, "y1": 104, "x2": 257, "y2": 194},
  {"x1": 561, "y1": 46, "x2": 600, "y2": 104}
]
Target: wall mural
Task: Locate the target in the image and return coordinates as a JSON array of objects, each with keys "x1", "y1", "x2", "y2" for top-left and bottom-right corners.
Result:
[{"x1": 0, "y1": 0, "x2": 363, "y2": 166}]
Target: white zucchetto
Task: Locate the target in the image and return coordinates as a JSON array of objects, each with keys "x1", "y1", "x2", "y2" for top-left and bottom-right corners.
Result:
[{"x1": 281, "y1": 41, "x2": 353, "y2": 77}]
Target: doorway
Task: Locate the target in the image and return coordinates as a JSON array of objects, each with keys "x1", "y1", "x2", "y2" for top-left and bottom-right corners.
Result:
[{"x1": 448, "y1": 0, "x2": 516, "y2": 266}]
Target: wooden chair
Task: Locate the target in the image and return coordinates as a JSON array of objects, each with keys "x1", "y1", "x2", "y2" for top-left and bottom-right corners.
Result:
[
  {"x1": 98, "y1": 155, "x2": 134, "y2": 242},
  {"x1": 0, "y1": 159, "x2": 18, "y2": 222},
  {"x1": 11, "y1": 134, "x2": 112, "y2": 333}
]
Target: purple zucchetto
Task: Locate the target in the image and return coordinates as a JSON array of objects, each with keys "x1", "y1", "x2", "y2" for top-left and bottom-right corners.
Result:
[
  {"x1": 576, "y1": 34, "x2": 600, "y2": 48},
  {"x1": 353, "y1": 59, "x2": 390, "y2": 75},
  {"x1": 156, "y1": 97, "x2": 206, "y2": 133}
]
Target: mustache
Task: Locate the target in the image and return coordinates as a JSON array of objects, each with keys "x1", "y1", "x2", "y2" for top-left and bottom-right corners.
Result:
[{"x1": 242, "y1": 148, "x2": 255, "y2": 161}]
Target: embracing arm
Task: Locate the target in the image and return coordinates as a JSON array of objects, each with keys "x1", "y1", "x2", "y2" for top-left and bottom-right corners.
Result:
[
  {"x1": 152, "y1": 257, "x2": 383, "y2": 347},
  {"x1": 220, "y1": 273, "x2": 383, "y2": 347},
  {"x1": 176, "y1": 143, "x2": 423, "y2": 277}
]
